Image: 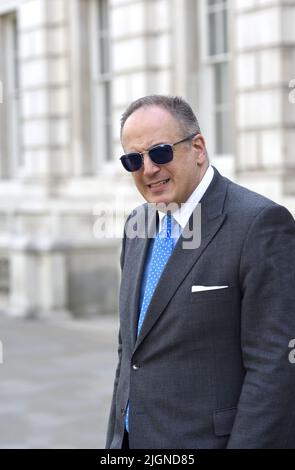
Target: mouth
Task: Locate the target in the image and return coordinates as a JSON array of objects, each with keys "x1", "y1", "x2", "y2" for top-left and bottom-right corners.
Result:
[{"x1": 147, "y1": 178, "x2": 170, "y2": 189}]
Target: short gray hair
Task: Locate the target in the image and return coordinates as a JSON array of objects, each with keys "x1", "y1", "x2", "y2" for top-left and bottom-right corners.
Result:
[{"x1": 120, "y1": 94, "x2": 201, "y2": 138}]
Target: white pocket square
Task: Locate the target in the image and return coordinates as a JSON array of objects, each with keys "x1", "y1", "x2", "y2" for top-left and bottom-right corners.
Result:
[{"x1": 191, "y1": 285, "x2": 229, "y2": 293}]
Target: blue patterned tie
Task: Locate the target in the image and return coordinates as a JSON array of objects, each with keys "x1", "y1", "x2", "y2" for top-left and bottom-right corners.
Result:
[{"x1": 125, "y1": 213, "x2": 175, "y2": 432}]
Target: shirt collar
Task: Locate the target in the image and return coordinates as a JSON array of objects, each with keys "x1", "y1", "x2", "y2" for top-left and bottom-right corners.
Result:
[{"x1": 158, "y1": 164, "x2": 214, "y2": 230}]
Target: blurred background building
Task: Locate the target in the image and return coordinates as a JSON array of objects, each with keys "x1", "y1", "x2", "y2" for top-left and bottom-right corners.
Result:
[{"x1": 0, "y1": 0, "x2": 294, "y2": 318}]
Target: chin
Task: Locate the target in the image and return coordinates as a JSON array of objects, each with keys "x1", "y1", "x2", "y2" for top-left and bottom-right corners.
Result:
[
  {"x1": 150, "y1": 196, "x2": 176, "y2": 207},
  {"x1": 142, "y1": 187, "x2": 177, "y2": 206}
]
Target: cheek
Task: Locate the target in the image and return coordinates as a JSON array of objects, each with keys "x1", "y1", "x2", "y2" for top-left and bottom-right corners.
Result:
[
  {"x1": 168, "y1": 166, "x2": 183, "y2": 185},
  {"x1": 172, "y1": 165, "x2": 196, "y2": 190},
  {"x1": 132, "y1": 173, "x2": 143, "y2": 187}
]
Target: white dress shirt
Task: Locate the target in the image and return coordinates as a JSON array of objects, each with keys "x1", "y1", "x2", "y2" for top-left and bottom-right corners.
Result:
[{"x1": 158, "y1": 164, "x2": 214, "y2": 239}]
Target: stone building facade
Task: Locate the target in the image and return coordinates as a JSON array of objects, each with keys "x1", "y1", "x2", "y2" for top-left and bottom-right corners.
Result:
[{"x1": 0, "y1": 0, "x2": 294, "y2": 317}]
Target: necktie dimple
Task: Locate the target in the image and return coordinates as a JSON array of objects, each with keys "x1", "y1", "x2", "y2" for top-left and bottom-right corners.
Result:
[{"x1": 125, "y1": 213, "x2": 175, "y2": 432}]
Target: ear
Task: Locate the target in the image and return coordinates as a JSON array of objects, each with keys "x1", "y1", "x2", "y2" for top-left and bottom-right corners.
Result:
[{"x1": 192, "y1": 134, "x2": 207, "y2": 164}]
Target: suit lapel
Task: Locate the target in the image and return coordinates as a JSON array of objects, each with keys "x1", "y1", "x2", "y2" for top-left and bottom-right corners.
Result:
[
  {"x1": 121, "y1": 204, "x2": 158, "y2": 349},
  {"x1": 133, "y1": 168, "x2": 229, "y2": 353}
]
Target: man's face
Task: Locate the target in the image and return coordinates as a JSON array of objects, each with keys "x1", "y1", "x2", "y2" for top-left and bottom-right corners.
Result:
[{"x1": 121, "y1": 106, "x2": 208, "y2": 205}]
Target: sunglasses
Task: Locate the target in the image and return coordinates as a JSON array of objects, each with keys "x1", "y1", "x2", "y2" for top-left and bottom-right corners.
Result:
[{"x1": 120, "y1": 132, "x2": 198, "y2": 172}]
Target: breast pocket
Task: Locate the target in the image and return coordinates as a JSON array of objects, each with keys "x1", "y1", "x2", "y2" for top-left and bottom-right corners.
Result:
[{"x1": 190, "y1": 286, "x2": 237, "y2": 304}]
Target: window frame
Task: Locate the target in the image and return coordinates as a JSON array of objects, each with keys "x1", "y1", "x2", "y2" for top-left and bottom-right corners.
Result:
[
  {"x1": 91, "y1": 0, "x2": 113, "y2": 169},
  {"x1": 203, "y1": 0, "x2": 233, "y2": 157},
  {"x1": 0, "y1": 11, "x2": 20, "y2": 179}
]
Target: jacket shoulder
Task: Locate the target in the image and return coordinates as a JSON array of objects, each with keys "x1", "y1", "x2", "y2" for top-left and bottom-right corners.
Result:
[{"x1": 224, "y1": 177, "x2": 282, "y2": 216}]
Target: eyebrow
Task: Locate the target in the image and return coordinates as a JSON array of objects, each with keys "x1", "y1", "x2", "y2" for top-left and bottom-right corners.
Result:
[
  {"x1": 126, "y1": 141, "x2": 169, "y2": 155},
  {"x1": 150, "y1": 142, "x2": 167, "y2": 148},
  {"x1": 144, "y1": 141, "x2": 169, "y2": 152}
]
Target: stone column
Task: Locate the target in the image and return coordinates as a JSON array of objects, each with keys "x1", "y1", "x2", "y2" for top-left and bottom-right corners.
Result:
[
  {"x1": 9, "y1": 240, "x2": 68, "y2": 318},
  {"x1": 111, "y1": 0, "x2": 172, "y2": 157},
  {"x1": 18, "y1": 0, "x2": 71, "y2": 184},
  {"x1": 8, "y1": 0, "x2": 70, "y2": 317},
  {"x1": 234, "y1": 0, "x2": 295, "y2": 203}
]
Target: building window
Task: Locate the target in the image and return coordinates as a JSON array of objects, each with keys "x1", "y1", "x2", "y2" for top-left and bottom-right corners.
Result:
[
  {"x1": 207, "y1": 0, "x2": 232, "y2": 155},
  {"x1": 74, "y1": 0, "x2": 112, "y2": 174},
  {"x1": 0, "y1": 12, "x2": 20, "y2": 178},
  {"x1": 96, "y1": 0, "x2": 112, "y2": 162}
]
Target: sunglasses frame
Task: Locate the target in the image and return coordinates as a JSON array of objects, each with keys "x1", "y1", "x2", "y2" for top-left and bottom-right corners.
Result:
[{"x1": 120, "y1": 132, "x2": 198, "y2": 172}]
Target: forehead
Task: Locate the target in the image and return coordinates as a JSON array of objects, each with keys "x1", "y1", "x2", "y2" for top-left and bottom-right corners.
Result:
[{"x1": 121, "y1": 106, "x2": 182, "y2": 149}]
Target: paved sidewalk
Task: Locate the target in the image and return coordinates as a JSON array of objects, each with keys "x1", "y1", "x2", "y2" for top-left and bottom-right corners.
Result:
[{"x1": 0, "y1": 313, "x2": 119, "y2": 449}]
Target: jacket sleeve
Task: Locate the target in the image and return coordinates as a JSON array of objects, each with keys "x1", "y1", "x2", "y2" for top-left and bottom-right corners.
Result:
[
  {"x1": 227, "y1": 204, "x2": 295, "y2": 448},
  {"x1": 105, "y1": 226, "x2": 127, "y2": 448},
  {"x1": 105, "y1": 327, "x2": 122, "y2": 448}
]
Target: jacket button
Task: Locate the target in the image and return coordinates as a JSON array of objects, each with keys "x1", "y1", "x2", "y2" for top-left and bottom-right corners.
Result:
[{"x1": 132, "y1": 364, "x2": 140, "y2": 370}]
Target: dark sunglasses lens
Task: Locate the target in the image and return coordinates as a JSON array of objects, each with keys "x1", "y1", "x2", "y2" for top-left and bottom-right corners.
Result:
[
  {"x1": 150, "y1": 145, "x2": 173, "y2": 164},
  {"x1": 120, "y1": 153, "x2": 142, "y2": 172}
]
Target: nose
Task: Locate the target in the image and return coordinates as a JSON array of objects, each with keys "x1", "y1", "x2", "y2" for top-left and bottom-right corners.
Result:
[{"x1": 142, "y1": 153, "x2": 160, "y2": 177}]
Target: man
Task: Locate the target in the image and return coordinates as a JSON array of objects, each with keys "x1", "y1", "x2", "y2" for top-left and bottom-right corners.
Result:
[{"x1": 106, "y1": 95, "x2": 295, "y2": 449}]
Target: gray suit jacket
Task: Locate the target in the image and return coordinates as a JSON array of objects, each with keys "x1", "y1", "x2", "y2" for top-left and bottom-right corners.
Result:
[{"x1": 106, "y1": 167, "x2": 295, "y2": 449}]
